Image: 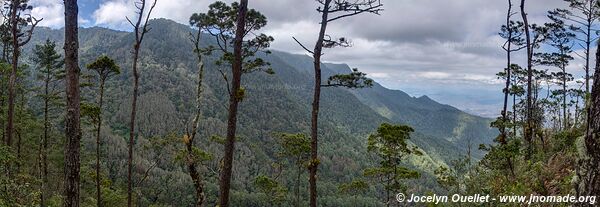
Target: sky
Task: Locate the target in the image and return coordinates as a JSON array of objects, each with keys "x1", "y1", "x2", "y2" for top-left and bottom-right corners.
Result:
[{"x1": 28, "y1": 0, "x2": 586, "y2": 118}]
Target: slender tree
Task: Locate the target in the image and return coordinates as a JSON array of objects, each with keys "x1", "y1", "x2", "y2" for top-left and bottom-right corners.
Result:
[
  {"x1": 86, "y1": 55, "x2": 120, "y2": 207},
  {"x1": 63, "y1": 0, "x2": 80, "y2": 206},
  {"x1": 293, "y1": 1, "x2": 381, "y2": 206},
  {"x1": 364, "y1": 123, "x2": 421, "y2": 207},
  {"x1": 190, "y1": 2, "x2": 274, "y2": 206},
  {"x1": 180, "y1": 18, "x2": 212, "y2": 206},
  {"x1": 5, "y1": 0, "x2": 41, "y2": 147},
  {"x1": 499, "y1": 0, "x2": 525, "y2": 143},
  {"x1": 221, "y1": 2, "x2": 247, "y2": 205},
  {"x1": 520, "y1": 0, "x2": 535, "y2": 158},
  {"x1": 549, "y1": 0, "x2": 600, "y2": 95},
  {"x1": 535, "y1": 19, "x2": 575, "y2": 130},
  {"x1": 125, "y1": 1, "x2": 157, "y2": 206},
  {"x1": 32, "y1": 39, "x2": 64, "y2": 207},
  {"x1": 274, "y1": 133, "x2": 310, "y2": 207}
]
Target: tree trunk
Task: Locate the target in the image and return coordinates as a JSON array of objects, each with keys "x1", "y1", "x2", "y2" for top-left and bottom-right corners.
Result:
[
  {"x1": 6, "y1": 0, "x2": 19, "y2": 147},
  {"x1": 501, "y1": 0, "x2": 513, "y2": 145},
  {"x1": 563, "y1": 66, "x2": 567, "y2": 130},
  {"x1": 309, "y1": 2, "x2": 331, "y2": 207},
  {"x1": 580, "y1": 29, "x2": 600, "y2": 203},
  {"x1": 187, "y1": 148, "x2": 205, "y2": 207},
  {"x1": 128, "y1": 45, "x2": 140, "y2": 207},
  {"x1": 186, "y1": 52, "x2": 206, "y2": 207},
  {"x1": 96, "y1": 80, "x2": 105, "y2": 207},
  {"x1": 585, "y1": 0, "x2": 592, "y2": 95},
  {"x1": 63, "y1": 0, "x2": 81, "y2": 206},
  {"x1": 217, "y1": 1, "x2": 248, "y2": 206},
  {"x1": 520, "y1": 0, "x2": 533, "y2": 159},
  {"x1": 0, "y1": 80, "x2": 5, "y2": 143},
  {"x1": 296, "y1": 160, "x2": 301, "y2": 207},
  {"x1": 41, "y1": 68, "x2": 50, "y2": 207}
]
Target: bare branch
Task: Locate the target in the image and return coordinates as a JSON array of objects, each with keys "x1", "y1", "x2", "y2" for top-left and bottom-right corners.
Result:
[
  {"x1": 327, "y1": 4, "x2": 383, "y2": 23},
  {"x1": 18, "y1": 16, "x2": 42, "y2": 47},
  {"x1": 292, "y1": 37, "x2": 314, "y2": 54}
]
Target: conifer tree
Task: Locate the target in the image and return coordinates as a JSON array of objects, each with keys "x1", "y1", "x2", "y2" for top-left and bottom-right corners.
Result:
[
  {"x1": 364, "y1": 123, "x2": 421, "y2": 207},
  {"x1": 189, "y1": 1, "x2": 273, "y2": 206},
  {"x1": 32, "y1": 39, "x2": 64, "y2": 207},
  {"x1": 292, "y1": 1, "x2": 382, "y2": 205},
  {"x1": 86, "y1": 55, "x2": 120, "y2": 207}
]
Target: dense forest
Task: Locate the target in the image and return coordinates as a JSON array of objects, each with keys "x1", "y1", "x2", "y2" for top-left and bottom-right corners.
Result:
[{"x1": 0, "y1": 0, "x2": 600, "y2": 206}]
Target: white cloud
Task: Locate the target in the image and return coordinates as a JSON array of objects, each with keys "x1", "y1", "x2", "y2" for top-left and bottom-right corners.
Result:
[
  {"x1": 30, "y1": 0, "x2": 64, "y2": 28},
  {"x1": 92, "y1": 0, "x2": 134, "y2": 29}
]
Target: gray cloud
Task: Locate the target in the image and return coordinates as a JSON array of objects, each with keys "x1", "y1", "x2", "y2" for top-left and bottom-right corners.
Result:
[{"x1": 29, "y1": 0, "x2": 577, "y2": 116}]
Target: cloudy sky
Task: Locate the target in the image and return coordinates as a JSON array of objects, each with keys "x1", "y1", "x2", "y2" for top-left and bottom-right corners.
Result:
[{"x1": 29, "y1": 0, "x2": 584, "y2": 117}]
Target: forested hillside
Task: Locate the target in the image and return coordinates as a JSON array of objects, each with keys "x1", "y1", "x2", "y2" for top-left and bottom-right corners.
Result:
[
  {"x1": 5, "y1": 19, "x2": 494, "y2": 206},
  {"x1": 2, "y1": 0, "x2": 600, "y2": 206}
]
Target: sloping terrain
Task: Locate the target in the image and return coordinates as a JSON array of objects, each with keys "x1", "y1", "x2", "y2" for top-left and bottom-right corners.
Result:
[{"x1": 22, "y1": 19, "x2": 496, "y2": 205}]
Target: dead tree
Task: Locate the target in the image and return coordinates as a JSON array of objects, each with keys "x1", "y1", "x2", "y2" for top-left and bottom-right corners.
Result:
[{"x1": 125, "y1": 0, "x2": 157, "y2": 206}]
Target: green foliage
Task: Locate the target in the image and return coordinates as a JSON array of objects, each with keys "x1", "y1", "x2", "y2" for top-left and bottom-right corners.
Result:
[
  {"x1": 80, "y1": 102, "x2": 101, "y2": 123},
  {"x1": 10, "y1": 19, "x2": 500, "y2": 206},
  {"x1": 0, "y1": 146, "x2": 41, "y2": 206},
  {"x1": 189, "y1": 1, "x2": 274, "y2": 74},
  {"x1": 86, "y1": 55, "x2": 121, "y2": 82},
  {"x1": 176, "y1": 134, "x2": 213, "y2": 165},
  {"x1": 338, "y1": 179, "x2": 369, "y2": 195},
  {"x1": 32, "y1": 39, "x2": 64, "y2": 80},
  {"x1": 365, "y1": 123, "x2": 421, "y2": 203},
  {"x1": 253, "y1": 175, "x2": 287, "y2": 206},
  {"x1": 324, "y1": 68, "x2": 373, "y2": 88},
  {"x1": 274, "y1": 133, "x2": 310, "y2": 164}
]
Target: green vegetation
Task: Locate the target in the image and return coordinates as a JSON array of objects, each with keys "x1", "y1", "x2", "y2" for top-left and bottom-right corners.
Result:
[{"x1": 1, "y1": 0, "x2": 599, "y2": 206}]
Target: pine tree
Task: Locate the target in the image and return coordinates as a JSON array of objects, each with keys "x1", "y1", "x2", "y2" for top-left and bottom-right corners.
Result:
[
  {"x1": 31, "y1": 39, "x2": 64, "y2": 207},
  {"x1": 274, "y1": 133, "x2": 310, "y2": 207},
  {"x1": 189, "y1": 2, "x2": 273, "y2": 206},
  {"x1": 292, "y1": 1, "x2": 382, "y2": 205},
  {"x1": 86, "y1": 55, "x2": 120, "y2": 207},
  {"x1": 364, "y1": 123, "x2": 421, "y2": 207}
]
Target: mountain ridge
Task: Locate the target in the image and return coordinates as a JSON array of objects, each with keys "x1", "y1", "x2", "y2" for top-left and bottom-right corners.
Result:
[{"x1": 20, "y1": 18, "x2": 496, "y2": 205}]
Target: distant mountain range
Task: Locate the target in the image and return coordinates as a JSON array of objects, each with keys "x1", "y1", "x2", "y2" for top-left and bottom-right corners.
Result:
[{"x1": 23, "y1": 18, "x2": 497, "y2": 200}]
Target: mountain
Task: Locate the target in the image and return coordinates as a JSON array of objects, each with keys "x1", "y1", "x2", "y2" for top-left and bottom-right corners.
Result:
[{"x1": 23, "y1": 19, "x2": 496, "y2": 206}]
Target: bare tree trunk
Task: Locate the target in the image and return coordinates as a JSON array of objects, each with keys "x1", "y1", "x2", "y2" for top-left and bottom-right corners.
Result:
[
  {"x1": 501, "y1": 0, "x2": 513, "y2": 145},
  {"x1": 563, "y1": 65, "x2": 567, "y2": 130},
  {"x1": 520, "y1": 0, "x2": 533, "y2": 159},
  {"x1": 585, "y1": 0, "x2": 592, "y2": 95},
  {"x1": 218, "y1": 1, "x2": 248, "y2": 206},
  {"x1": 128, "y1": 45, "x2": 139, "y2": 207},
  {"x1": 513, "y1": 94, "x2": 517, "y2": 137},
  {"x1": 41, "y1": 70, "x2": 50, "y2": 207},
  {"x1": 187, "y1": 146, "x2": 205, "y2": 207},
  {"x1": 127, "y1": 2, "x2": 157, "y2": 205},
  {"x1": 6, "y1": 0, "x2": 19, "y2": 147},
  {"x1": 580, "y1": 31, "x2": 600, "y2": 203},
  {"x1": 96, "y1": 80, "x2": 105, "y2": 207},
  {"x1": 0, "y1": 82, "x2": 5, "y2": 143},
  {"x1": 63, "y1": 0, "x2": 81, "y2": 206},
  {"x1": 186, "y1": 43, "x2": 206, "y2": 206},
  {"x1": 308, "y1": 2, "x2": 331, "y2": 207},
  {"x1": 296, "y1": 159, "x2": 301, "y2": 207}
]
